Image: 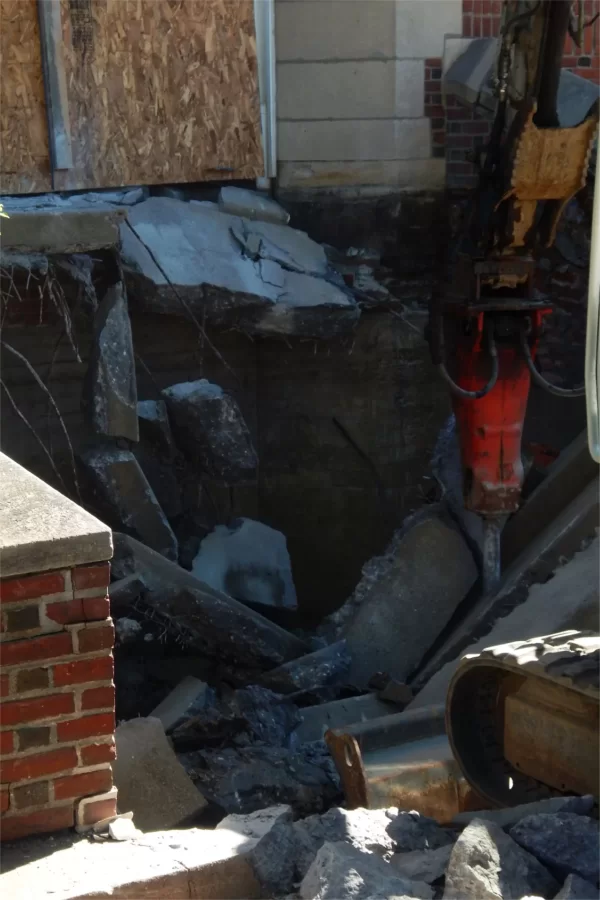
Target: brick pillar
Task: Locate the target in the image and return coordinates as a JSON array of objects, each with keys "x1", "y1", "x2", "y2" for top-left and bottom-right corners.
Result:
[{"x1": 0, "y1": 563, "x2": 116, "y2": 840}]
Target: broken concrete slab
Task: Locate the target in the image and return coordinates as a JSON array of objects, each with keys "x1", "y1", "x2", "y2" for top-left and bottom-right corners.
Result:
[
  {"x1": 183, "y1": 743, "x2": 340, "y2": 818},
  {"x1": 259, "y1": 641, "x2": 351, "y2": 694},
  {"x1": 414, "y1": 480, "x2": 600, "y2": 696},
  {"x1": 0, "y1": 827, "x2": 276, "y2": 900},
  {"x1": 192, "y1": 517, "x2": 297, "y2": 610},
  {"x1": 79, "y1": 448, "x2": 178, "y2": 561},
  {"x1": 108, "y1": 573, "x2": 145, "y2": 616},
  {"x1": 120, "y1": 197, "x2": 359, "y2": 339},
  {"x1": 300, "y1": 841, "x2": 433, "y2": 900},
  {"x1": 386, "y1": 811, "x2": 455, "y2": 853},
  {"x1": 217, "y1": 804, "x2": 293, "y2": 841},
  {"x1": 410, "y1": 537, "x2": 600, "y2": 710},
  {"x1": 443, "y1": 818, "x2": 559, "y2": 900},
  {"x1": 163, "y1": 380, "x2": 258, "y2": 482},
  {"x1": 131, "y1": 447, "x2": 183, "y2": 521},
  {"x1": 112, "y1": 717, "x2": 207, "y2": 832},
  {"x1": 113, "y1": 534, "x2": 309, "y2": 670},
  {"x1": 390, "y1": 844, "x2": 453, "y2": 884},
  {"x1": 232, "y1": 685, "x2": 301, "y2": 746},
  {"x1": 509, "y1": 813, "x2": 600, "y2": 885},
  {"x1": 137, "y1": 398, "x2": 177, "y2": 459},
  {"x1": 338, "y1": 510, "x2": 477, "y2": 688},
  {"x1": 149, "y1": 675, "x2": 214, "y2": 733},
  {"x1": 0, "y1": 204, "x2": 126, "y2": 253},
  {"x1": 453, "y1": 795, "x2": 596, "y2": 830},
  {"x1": 294, "y1": 692, "x2": 397, "y2": 744},
  {"x1": 555, "y1": 873, "x2": 599, "y2": 899},
  {"x1": 219, "y1": 186, "x2": 291, "y2": 225},
  {"x1": 82, "y1": 282, "x2": 139, "y2": 442}
]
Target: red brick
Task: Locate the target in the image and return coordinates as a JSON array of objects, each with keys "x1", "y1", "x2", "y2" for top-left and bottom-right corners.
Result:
[
  {"x1": 0, "y1": 731, "x2": 14, "y2": 755},
  {"x1": 1, "y1": 692, "x2": 74, "y2": 727},
  {"x1": 54, "y1": 654, "x2": 113, "y2": 687},
  {"x1": 425, "y1": 56, "x2": 442, "y2": 67},
  {"x1": 0, "y1": 746, "x2": 77, "y2": 784},
  {"x1": 0, "y1": 674, "x2": 9, "y2": 698},
  {"x1": 15, "y1": 666, "x2": 50, "y2": 693},
  {"x1": 57, "y1": 712, "x2": 115, "y2": 742},
  {"x1": 463, "y1": 13, "x2": 472, "y2": 36},
  {"x1": 1, "y1": 632, "x2": 72, "y2": 668},
  {"x1": 81, "y1": 685, "x2": 115, "y2": 711},
  {"x1": 463, "y1": 0, "x2": 473, "y2": 10},
  {"x1": 3, "y1": 604, "x2": 40, "y2": 633},
  {"x1": 72, "y1": 563, "x2": 110, "y2": 592},
  {"x1": 424, "y1": 79, "x2": 441, "y2": 93},
  {"x1": 1, "y1": 787, "x2": 9, "y2": 813},
  {"x1": 82, "y1": 596, "x2": 110, "y2": 621},
  {"x1": 78, "y1": 794, "x2": 117, "y2": 826},
  {"x1": 425, "y1": 104, "x2": 445, "y2": 119},
  {"x1": 0, "y1": 804, "x2": 74, "y2": 841},
  {"x1": 53, "y1": 767, "x2": 112, "y2": 800},
  {"x1": 80, "y1": 741, "x2": 116, "y2": 766},
  {"x1": 0, "y1": 572, "x2": 65, "y2": 605},
  {"x1": 45, "y1": 598, "x2": 83, "y2": 625},
  {"x1": 77, "y1": 623, "x2": 114, "y2": 654},
  {"x1": 482, "y1": 17, "x2": 492, "y2": 37}
]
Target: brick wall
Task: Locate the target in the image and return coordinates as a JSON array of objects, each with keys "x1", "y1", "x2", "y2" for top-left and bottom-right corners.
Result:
[
  {"x1": 0, "y1": 563, "x2": 116, "y2": 841},
  {"x1": 423, "y1": 0, "x2": 600, "y2": 189}
]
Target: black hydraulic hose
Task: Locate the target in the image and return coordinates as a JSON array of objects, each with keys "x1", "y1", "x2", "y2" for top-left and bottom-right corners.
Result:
[
  {"x1": 520, "y1": 329, "x2": 586, "y2": 398},
  {"x1": 437, "y1": 326, "x2": 499, "y2": 400}
]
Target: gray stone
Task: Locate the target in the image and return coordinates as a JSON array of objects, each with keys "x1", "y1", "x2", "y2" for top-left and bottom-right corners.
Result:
[
  {"x1": 120, "y1": 198, "x2": 359, "y2": 339},
  {"x1": 250, "y1": 806, "x2": 401, "y2": 897},
  {"x1": 232, "y1": 685, "x2": 301, "y2": 746},
  {"x1": 112, "y1": 717, "x2": 207, "y2": 832},
  {"x1": 192, "y1": 517, "x2": 296, "y2": 610},
  {"x1": 340, "y1": 510, "x2": 477, "y2": 688},
  {"x1": 294, "y1": 693, "x2": 397, "y2": 744},
  {"x1": 80, "y1": 448, "x2": 178, "y2": 561},
  {"x1": 112, "y1": 534, "x2": 309, "y2": 671},
  {"x1": 137, "y1": 399, "x2": 177, "y2": 458},
  {"x1": 443, "y1": 818, "x2": 559, "y2": 900},
  {"x1": 82, "y1": 282, "x2": 138, "y2": 441},
  {"x1": 114, "y1": 616, "x2": 143, "y2": 644},
  {"x1": 0, "y1": 204, "x2": 125, "y2": 253},
  {"x1": 259, "y1": 641, "x2": 351, "y2": 695},
  {"x1": 453, "y1": 795, "x2": 596, "y2": 830},
  {"x1": 149, "y1": 676, "x2": 214, "y2": 733},
  {"x1": 300, "y1": 841, "x2": 432, "y2": 900},
  {"x1": 386, "y1": 811, "x2": 455, "y2": 853},
  {"x1": 0, "y1": 452, "x2": 112, "y2": 579},
  {"x1": 217, "y1": 804, "x2": 294, "y2": 841},
  {"x1": 163, "y1": 381, "x2": 257, "y2": 482},
  {"x1": 132, "y1": 448, "x2": 183, "y2": 521},
  {"x1": 555, "y1": 873, "x2": 600, "y2": 899},
  {"x1": 108, "y1": 573, "x2": 145, "y2": 616},
  {"x1": 183, "y1": 743, "x2": 340, "y2": 819},
  {"x1": 219, "y1": 186, "x2": 290, "y2": 225},
  {"x1": 390, "y1": 845, "x2": 452, "y2": 884},
  {"x1": 509, "y1": 813, "x2": 600, "y2": 885}
]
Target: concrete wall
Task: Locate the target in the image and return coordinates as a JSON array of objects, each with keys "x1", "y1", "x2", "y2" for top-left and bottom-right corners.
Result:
[{"x1": 275, "y1": 0, "x2": 462, "y2": 190}]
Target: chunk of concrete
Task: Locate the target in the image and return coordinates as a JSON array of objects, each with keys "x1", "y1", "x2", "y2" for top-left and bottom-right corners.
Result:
[
  {"x1": 114, "y1": 616, "x2": 143, "y2": 644},
  {"x1": 232, "y1": 685, "x2": 301, "y2": 746},
  {"x1": 300, "y1": 841, "x2": 433, "y2": 900},
  {"x1": 294, "y1": 692, "x2": 397, "y2": 744},
  {"x1": 411, "y1": 537, "x2": 600, "y2": 710},
  {"x1": 163, "y1": 381, "x2": 257, "y2": 482},
  {"x1": 112, "y1": 717, "x2": 207, "y2": 832},
  {"x1": 149, "y1": 676, "x2": 214, "y2": 733},
  {"x1": 219, "y1": 186, "x2": 291, "y2": 225},
  {"x1": 259, "y1": 641, "x2": 351, "y2": 694},
  {"x1": 0, "y1": 204, "x2": 126, "y2": 253},
  {"x1": 217, "y1": 804, "x2": 293, "y2": 840},
  {"x1": 509, "y1": 813, "x2": 600, "y2": 885},
  {"x1": 108, "y1": 573, "x2": 145, "y2": 616},
  {"x1": 390, "y1": 844, "x2": 453, "y2": 884},
  {"x1": 131, "y1": 448, "x2": 183, "y2": 521},
  {"x1": 443, "y1": 819, "x2": 559, "y2": 900},
  {"x1": 453, "y1": 795, "x2": 596, "y2": 830},
  {"x1": 340, "y1": 511, "x2": 477, "y2": 688},
  {"x1": 555, "y1": 873, "x2": 599, "y2": 899},
  {"x1": 386, "y1": 810, "x2": 455, "y2": 853},
  {"x1": 113, "y1": 534, "x2": 309, "y2": 670},
  {"x1": 0, "y1": 826, "x2": 281, "y2": 900},
  {"x1": 79, "y1": 447, "x2": 178, "y2": 561},
  {"x1": 120, "y1": 198, "x2": 359, "y2": 339},
  {"x1": 137, "y1": 399, "x2": 176, "y2": 459},
  {"x1": 82, "y1": 282, "x2": 138, "y2": 442},
  {"x1": 192, "y1": 517, "x2": 297, "y2": 610}
]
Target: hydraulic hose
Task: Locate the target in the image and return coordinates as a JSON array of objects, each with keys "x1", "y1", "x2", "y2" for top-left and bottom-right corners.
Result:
[
  {"x1": 520, "y1": 328, "x2": 586, "y2": 398},
  {"x1": 437, "y1": 325, "x2": 499, "y2": 400}
]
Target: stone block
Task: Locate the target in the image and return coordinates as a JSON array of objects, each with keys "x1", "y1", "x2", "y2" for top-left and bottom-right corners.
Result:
[
  {"x1": 277, "y1": 158, "x2": 446, "y2": 191},
  {"x1": 112, "y1": 717, "x2": 207, "y2": 832},
  {"x1": 259, "y1": 640, "x2": 350, "y2": 694},
  {"x1": 294, "y1": 692, "x2": 396, "y2": 744},
  {"x1": 278, "y1": 118, "x2": 432, "y2": 162},
  {"x1": 277, "y1": 60, "x2": 424, "y2": 120},
  {"x1": 149, "y1": 676, "x2": 213, "y2": 733},
  {"x1": 275, "y1": 1, "x2": 395, "y2": 61}
]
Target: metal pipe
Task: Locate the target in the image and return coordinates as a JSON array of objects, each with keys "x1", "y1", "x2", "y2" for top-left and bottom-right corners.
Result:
[{"x1": 585, "y1": 164, "x2": 600, "y2": 462}]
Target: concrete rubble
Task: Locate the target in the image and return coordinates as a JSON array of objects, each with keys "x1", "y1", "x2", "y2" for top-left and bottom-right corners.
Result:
[
  {"x1": 192, "y1": 517, "x2": 297, "y2": 611},
  {"x1": 218, "y1": 186, "x2": 291, "y2": 225},
  {"x1": 259, "y1": 640, "x2": 351, "y2": 695},
  {"x1": 121, "y1": 197, "x2": 359, "y2": 339}
]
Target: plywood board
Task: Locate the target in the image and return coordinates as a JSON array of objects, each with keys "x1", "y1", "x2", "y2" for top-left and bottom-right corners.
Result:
[
  {"x1": 0, "y1": 0, "x2": 52, "y2": 193},
  {"x1": 55, "y1": 0, "x2": 263, "y2": 190}
]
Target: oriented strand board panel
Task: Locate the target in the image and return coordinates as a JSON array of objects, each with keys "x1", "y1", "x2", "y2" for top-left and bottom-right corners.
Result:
[
  {"x1": 55, "y1": 0, "x2": 263, "y2": 190},
  {"x1": 0, "y1": 0, "x2": 52, "y2": 193}
]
